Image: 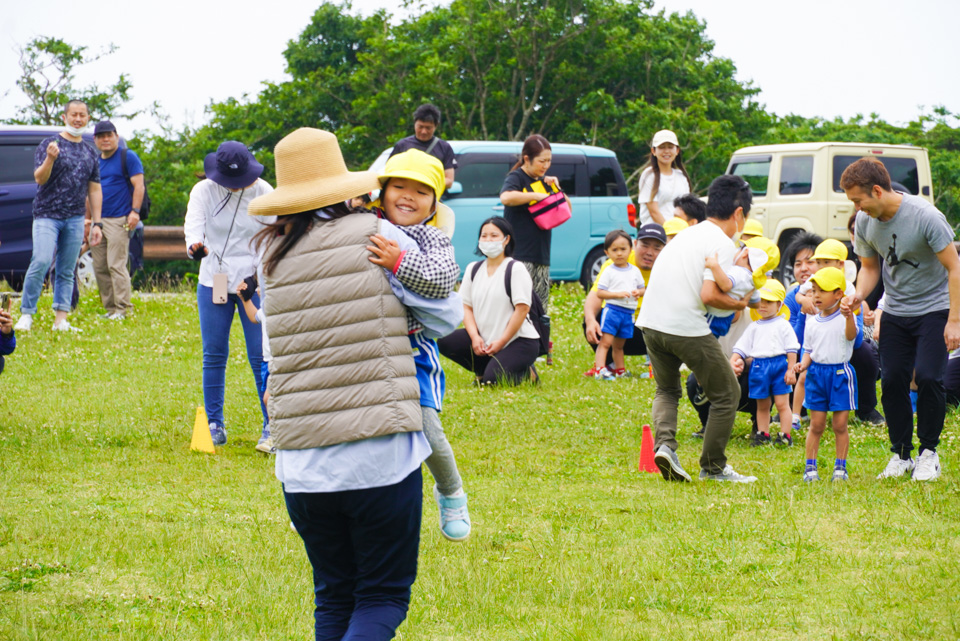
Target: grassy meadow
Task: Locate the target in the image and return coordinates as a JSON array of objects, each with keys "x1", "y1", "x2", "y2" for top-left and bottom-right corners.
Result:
[{"x1": 2, "y1": 283, "x2": 960, "y2": 640}]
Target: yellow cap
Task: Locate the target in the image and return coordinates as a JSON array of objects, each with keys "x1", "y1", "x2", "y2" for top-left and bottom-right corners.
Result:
[
  {"x1": 811, "y1": 238, "x2": 848, "y2": 261},
  {"x1": 744, "y1": 236, "x2": 780, "y2": 289},
  {"x1": 663, "y1": 217, "x2": 689, "y2": 236},
  {"x1": 758, "y1": 279, "x2": 786, "y2": 302},
  {"x1": 378, "y1": 149, "x2": 446, "y2": 200},
  {"x1": 741, "y1": 218, "x2": 764, "y2": 238},
  {"x1": 809, "y1": 266, "x2": 845, "y2": 292}
]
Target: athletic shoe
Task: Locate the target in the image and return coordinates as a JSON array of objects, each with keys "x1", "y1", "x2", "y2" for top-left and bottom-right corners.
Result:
[
  {"x1": 289, "y1": 521, "x2": 298, "y2": 533},
  {"x1": 803, "y1": 467, "x2": 820, "y2": 483},
  {"x1": 13, "y1": 314, "x2": 32, "y2": 331},
  {"x1": 770, "y1": 414, "x2": 780, "y2": 426},
  {"x1": 772, "y1": 433, "x2": 793, "y2": 447},
  {"x1": 614, "y1": 368, "x2": 631, "y2": 378},
  {"x1": 255, "y1": 428, "x2": 275, "y2": 454},
  {"x1": 691, "y1": 385, "x2": 709, "y2": 406},
  {"x1": 699, "y1": 465, "x2": 757, "y2": 483},
  {"x1": 52, "y1": 319, "x2": 82, "y2": 332},
  {"x1": 912, "y1": 449, "x2": 941, "y2": 482},
  {"x1": 832, "y1": 467, "x2": 849, "y2": 482},
  {"x1": 583, "y1": 366, "x2": 602, "y2": 378},
  {"x1": 106, "y1": 312, "x2": 126, "y2": 320},
  {"x1": 877, "y1": 454, "x2": 914, "y2": 479},
  {"x1": 654, "y1": 444, "x2": 691, "y2": 482},
  {"x1": 433, "y1": 486, "x2": 471, "y2": 542},
  {"x1": 791, "y1": 418, "x2": 803, "y2": 433},
  {"x1": 857, "y1": 408, "x2": 886, "y2": 427},
  {"x1": 749, "y1": 432, "x2": 771, "y2": 447},
  {"x1": 209, "y1": 422, "x2": 227, "y2": 446},
  {"x1": 691, "y1": 427, "x2": 705, "y2": 439},
  {"x1": 594, "y1": 367, "x2": 616, "y2": 381}
]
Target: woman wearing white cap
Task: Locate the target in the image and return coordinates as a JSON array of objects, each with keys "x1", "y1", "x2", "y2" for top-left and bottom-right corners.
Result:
[{"x1": 637, "y1": 129, "x2": 692, "y2": 226}]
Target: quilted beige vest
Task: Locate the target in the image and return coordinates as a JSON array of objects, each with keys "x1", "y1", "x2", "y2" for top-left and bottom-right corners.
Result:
[{"x1": 263, "y1": 214, "x2": 421, "y2": 449}]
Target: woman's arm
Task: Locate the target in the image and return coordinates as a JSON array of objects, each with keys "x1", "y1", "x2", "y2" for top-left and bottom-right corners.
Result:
[
  {"x1": 485, "y1": 303, "x2": 530, "y2": 356},
  {"x1": 500, "y1": 190, "x2": 549, "y2": 207},
  {"x1": 646, "y1": 200, "x2": 665, "y2": 225}
]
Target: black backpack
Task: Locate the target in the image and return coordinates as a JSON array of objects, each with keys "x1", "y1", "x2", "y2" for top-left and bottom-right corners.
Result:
[
  {"x1": 470, "y1": 259, "x2": 550, "y2": 357},
  {"x1": 120, "y1": 148, "x2": 151, "y2": 220}
]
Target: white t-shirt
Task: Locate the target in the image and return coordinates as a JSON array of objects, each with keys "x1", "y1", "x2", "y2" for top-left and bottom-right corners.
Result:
[
  {"x1": 460, "y1": 259, "x2": 540, "y2": 346},
  {"x1": 707, "y1": 264, "x2": 755, "y2": 320},
  {"x1": 732, "y1": 316, "x2": 801, "y2": 360},
  {"x1": 595, "y1": 263, "x2": 645, "y2": 310},
  {"x1": 637, "y1": 168, "x2": 691, "y2": 226},
  {"x1": 637, "y1": 220, "x2": 736, "y2": 337},
  {"x1": 255, "y1": 308, "x2": 271, "y2": 362},
  {"x1": 803, "y1": 309, "x2": 857, "y2": 364}
]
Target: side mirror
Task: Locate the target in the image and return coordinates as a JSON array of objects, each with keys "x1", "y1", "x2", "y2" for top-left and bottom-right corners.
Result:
[{"x1": 447, "y1": 181, "x2": 463, "y2": 195}]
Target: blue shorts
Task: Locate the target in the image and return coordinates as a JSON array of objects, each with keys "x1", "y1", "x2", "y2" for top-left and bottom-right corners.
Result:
[
  {"x1": 804, "y1": 361, "x2": 858, "y2": 412},
  {"x1": 748, "y1": 355, "x2": 792, "y2": 399},
  {"x1": 260, "y1": 360, "x2": 270, "y2": 397},
  {"x1": 600, "y1": 304, "x2": 635, "y2": 339},
  {"x1": 410, "y1": 332, "x2": 445, "y2": 411},
  {"x1": 707, "y1": 313, "x2": 733, "y2": 338}
]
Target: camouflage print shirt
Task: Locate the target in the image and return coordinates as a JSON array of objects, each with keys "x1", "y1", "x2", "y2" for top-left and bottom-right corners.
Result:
[{"x1": 33, "y1": 136, "x2": 100, "y2": 220}]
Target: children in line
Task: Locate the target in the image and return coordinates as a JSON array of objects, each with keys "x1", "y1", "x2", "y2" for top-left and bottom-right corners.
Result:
[
  {"x1": 592, "y1": 230, "x2": 646, "y2": 380},
  {"x1": 729, "y1": 280, "x2": 800, "y2": 446},
  {"x1": 797, "y1": 267, "x2": 863, "y2": 482}
]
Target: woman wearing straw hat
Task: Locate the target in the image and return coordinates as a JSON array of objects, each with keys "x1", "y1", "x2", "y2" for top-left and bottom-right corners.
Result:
[
  {"x1": 637, "y1": 129, "x2": 692, "y2": 226},
  {"x1": 183, "y1": 141, "x2": 275, "y2": 448},
  {"x1": 249, "y1": 127, "x2": 461, "y2": 641}
]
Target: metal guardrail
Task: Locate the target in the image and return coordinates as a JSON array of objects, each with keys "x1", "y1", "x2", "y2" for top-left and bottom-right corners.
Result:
[{"x1": 143, "y1": 226, "x2": 186, "y2": 261}]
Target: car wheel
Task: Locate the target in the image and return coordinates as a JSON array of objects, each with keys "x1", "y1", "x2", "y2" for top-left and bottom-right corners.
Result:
[
  {"x1": 580, "y1": 246, "x2": 607, "y2": 291},
  {"x1": 76, "y1": 250, "x2": 98, "y2": 291}
]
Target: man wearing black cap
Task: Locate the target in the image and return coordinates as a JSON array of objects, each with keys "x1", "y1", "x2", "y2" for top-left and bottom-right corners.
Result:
[{"x1": 93, "y1": 121, "x2": 144, "y2": 319}]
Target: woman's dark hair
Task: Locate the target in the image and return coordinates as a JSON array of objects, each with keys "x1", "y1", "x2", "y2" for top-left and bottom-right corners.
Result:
[
  {"x1": 706, "y1": 175, "x2": 752, "y2": 221},
  {"x1": 510, "y1": 134, "x2": 551, "y2": 172},
  {"x1": 475, "y1": 216, "x2": 515, "y2": 257},
  {"x1": 673, "y1": 193, "x2": 706, "y2": 223},
  {"x1": 254, "y1": 202, "x2": 353, "y2": 276},
  {"x1": 604, "y1": 229, "x2": 632, "y2": 250},
  {"x1": 641, "y1": 138, "x2": 690, "y2": 201},
  {"x1": 785, "y1": 231, "x2": 824, "y2": 267},
  {"x1": 847, "y1": 211, "x2": 858, "y2": 236}
]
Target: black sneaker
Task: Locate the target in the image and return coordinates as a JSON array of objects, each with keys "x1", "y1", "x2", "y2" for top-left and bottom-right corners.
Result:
[
  {"x1": 770, "y1": 414, "x2": 780, "y2": 425},
  {"x1": 857, "y1": 408, "x2": 886, "y2": 427},
  {"x1": 691, "y1": 427, "x2": 705, "y2": 439},
  {"x1": 749, "y1": 432, "x2": 771, "y2": 447},
  {"x1": 691, "y1": 383, "x2": 709, "y2": 406},
  {"x1": 772, "y1": 432, "x2": 793, "y2": 447}
]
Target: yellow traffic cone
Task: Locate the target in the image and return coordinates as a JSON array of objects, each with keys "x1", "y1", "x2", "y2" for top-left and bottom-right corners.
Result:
[{"x1": 190, "y1": 406, "x2": 215, "y2": 453}]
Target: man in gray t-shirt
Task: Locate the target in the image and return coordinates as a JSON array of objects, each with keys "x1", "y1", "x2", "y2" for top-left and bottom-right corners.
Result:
[{"x1": 841, "y1": 158, "x2": 960, "y2": 482}]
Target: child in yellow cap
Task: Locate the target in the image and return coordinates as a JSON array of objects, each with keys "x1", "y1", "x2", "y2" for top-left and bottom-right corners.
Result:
[
  {"x1": 663, "y1": 216, "x2": 688, "y2": 241},
  {"x1": 729, "y1": 279, "x2": 801, "y2": 447},
  {"x1": 797, "y1": 267, "x2": 863, "y2": 482},
  {"x1": 367, "y1": 148, "x2": 471, "y2": 541},
  {"x1": 740, "y1": 218, "x2": 764, "y2": 242}
]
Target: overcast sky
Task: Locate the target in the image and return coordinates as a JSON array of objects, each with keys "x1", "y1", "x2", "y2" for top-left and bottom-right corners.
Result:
[{"x1": 2, "y1": 0, "x2": 957, "y2": 137}]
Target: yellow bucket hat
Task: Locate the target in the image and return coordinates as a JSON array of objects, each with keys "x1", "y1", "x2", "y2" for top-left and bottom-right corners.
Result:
[
  {"x1": 741, "y1": 218, "x2": 764, "y2": 238},
  {"x1": 812, "y1": 238, "x2": 848, "y2": 261},
  {"x1": 744, "y1": 236, "x2": 780, "y2": 289},
  {"x1": 758, "y1": 278, "x2": 786, "y2": 302},
  {"x1": 378, "y1": 149, "x2": 446, "y2": 200},
  {"x1": 663, "y1": 217, "x2": 689, "y2": 237},
  {"x1": 809, "y1": 266, "x2": 845, "y2": 292}
]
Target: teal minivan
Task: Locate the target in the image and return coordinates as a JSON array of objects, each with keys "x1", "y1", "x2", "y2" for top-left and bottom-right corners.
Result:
[{"x1": 370, "y1": 140, "x2": 634, "y2": 289}]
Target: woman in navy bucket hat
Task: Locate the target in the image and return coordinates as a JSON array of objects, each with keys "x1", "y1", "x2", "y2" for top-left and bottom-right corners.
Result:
[{"x1": 184, "y1": 141, "x2": 276, "y2": 449}]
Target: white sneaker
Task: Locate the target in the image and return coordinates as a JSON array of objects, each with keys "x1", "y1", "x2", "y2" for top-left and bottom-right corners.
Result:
[
  {"x1": 699, "y1": 465, "x2": 758, "y2": 483},
  {"x1": 52, "y1": 319, "x2": 82, "y2": 332},
  {"x1": 877, "y1": 454, "x2": 914, "y2": 479},
  {"x1": 14, "y1": 314, "x2": 32, "y2": 331},
  {"x1": 912, "y1": 450, "x2": 941, "y2": 482},
  {"x1": 106, "y1": 312, "x2": 126, "y2": 320}
]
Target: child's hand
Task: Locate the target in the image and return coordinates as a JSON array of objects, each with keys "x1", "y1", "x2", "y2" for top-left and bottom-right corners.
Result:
[
  {"x1": 631, "y1": 287, "x2": 645, "y2": 298},
  {"x1": 705, "y1": 253, "x2": 719, "y2": 270},
  {"x1": 840, "y1": 304, "x2": 853, "y2": 318},
  {"x1": 729, "y1": 354, "x2": 744, "y2": 376},
  {"x1": 236, "y1": 282, "x2": 247, "y2": 296},
  {"x1": 367, "y1": 234, "x2": 403, "y2": 271},
  {"x1": 795, "y1": 362, "x2": 806, "y2": 374},
  {"x1": 785, "y1": 369, "x2": 797, "y2": 386}
]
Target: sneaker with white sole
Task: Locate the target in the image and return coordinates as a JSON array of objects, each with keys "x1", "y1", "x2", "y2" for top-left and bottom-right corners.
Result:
[
  {"x1": 594, "y1": 367, "x2": 616, "y2": 381},
  {"x1": 255, "y1": 427, "x2": 275, "y2": 454},
  {"x1": 14, "y1": 314, "x2": 32, "y2": 331},
  {"x1": 832, "y1": 467, "x2": 849, "y2": 482},
  {"x1": 654, "y1": 444, "x2": 691, "y2": 482},
  {"x1": 877, "y1": 454, "x2": 914, "y2": 479},
  {"x1": 433, "y1": 486, "x2": 471, "y2": 542},
  {"x1": 52, "y1": 319, "x2": 82, "y2": 332},
  {"x1": 209, "y1": 422, "x2": 227, "y2": 446},
  {"x1": 802, "y1": 467, "x2": 820, "y2": 483},
  {"x1": 912, "y1": 449, "x2": 941, "y2": 482},
  {"x1": 699, "y1": 465, "x2": 757, "y2": 483}
]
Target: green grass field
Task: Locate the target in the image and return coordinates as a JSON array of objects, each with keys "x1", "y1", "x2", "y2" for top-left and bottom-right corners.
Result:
[{"x1": 2, "y1": 284, "x2": 960, "y2": 640}]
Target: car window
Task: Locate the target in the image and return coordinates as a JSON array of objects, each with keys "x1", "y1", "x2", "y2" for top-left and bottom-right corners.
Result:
[
  {"x1": 445, "y1": 162, "x2": 512, "y2": 199},
  {"x1": 550, "y1": 163, "x2": 578, "y2": 196},
  {"x1": 588, "y1": 157, "x2": 627, "y2": 197},
  {"x1": 833, "y1": 155, "x2": 919, "y2": 195},
  {"x1": 730, "y1": 156, "x2": 771, "y2": 196},
  {"x1": 0, "y1": 144, "x2": 39, "y2": 185},
  {"x1": 779, "y1": 156, "x2": 813, "y2": 195}
]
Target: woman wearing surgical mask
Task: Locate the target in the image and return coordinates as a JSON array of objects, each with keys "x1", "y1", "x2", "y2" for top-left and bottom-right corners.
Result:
[{"x1": 437, "y1": 217, "x2": 541, "y2": 385}]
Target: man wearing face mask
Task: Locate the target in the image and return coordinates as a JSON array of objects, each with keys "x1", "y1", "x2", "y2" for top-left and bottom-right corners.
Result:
[
  {"x1": 638, "y1": 175, "x2": 756, "y2": 483},
  {"x1": 15, "y1": 99, "x2": 102, "y2": 333}
]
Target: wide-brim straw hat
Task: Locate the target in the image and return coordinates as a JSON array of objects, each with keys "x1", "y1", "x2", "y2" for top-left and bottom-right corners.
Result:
[{"x1": 248, "y1": 128, "x2": 379, "y2": 217}]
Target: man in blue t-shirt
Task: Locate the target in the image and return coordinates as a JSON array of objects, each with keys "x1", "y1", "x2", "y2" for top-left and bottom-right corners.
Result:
[
  {"x1": 92, "y1": 121, "x2": 144, "y2": 318},
  {"x1": 389, "y1": 104, "x2": 457, "y2": 189}
]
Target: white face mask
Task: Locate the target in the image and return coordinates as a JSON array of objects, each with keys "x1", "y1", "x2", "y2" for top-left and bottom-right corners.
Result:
[
  {"x1": 479, "y1": 240, "x2": 504, "y2": 258},
  {"x1": 64, "y1": 123, "x2": 88, "y2": 137}
]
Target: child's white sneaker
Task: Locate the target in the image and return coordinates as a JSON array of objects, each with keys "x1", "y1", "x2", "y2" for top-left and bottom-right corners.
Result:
[
  {"x1": 912, "y1": 450, "x2": 941, "y2": 482},
  {"x1": 52, "y1": 319, "x2": 82, "y2": 332},
  {"x1": 877, "y1": 454, "x2": 914, "y2": 479},
  {"x1": 14, "y1": 314, "x2": 32, "y2": 331},
  {"x1": 594, "y1": 367, "x2": 616, "y2": 381}
]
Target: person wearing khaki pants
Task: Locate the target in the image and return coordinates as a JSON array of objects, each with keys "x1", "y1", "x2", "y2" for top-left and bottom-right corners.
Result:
[{"x1": 93, "y1": 121, "x2": 143, "y2": 319}]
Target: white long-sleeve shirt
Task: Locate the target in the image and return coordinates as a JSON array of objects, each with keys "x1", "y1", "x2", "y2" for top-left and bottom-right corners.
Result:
[{"x1": 183, "y1": 178, "x2": 275, "y2": 291}]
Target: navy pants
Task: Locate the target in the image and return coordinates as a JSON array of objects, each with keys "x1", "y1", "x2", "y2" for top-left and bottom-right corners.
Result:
[
  {"x1": 284, "y1": 468, "x2": 423, "y2": 641},
  {"x1": 879, "y1": 310, "x2": 948, "y2": 457}
]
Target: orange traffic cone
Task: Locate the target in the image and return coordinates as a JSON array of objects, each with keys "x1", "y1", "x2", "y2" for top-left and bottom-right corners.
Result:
[{"x1": 638, "y1": 424, "x2": 658, "y2": 473}]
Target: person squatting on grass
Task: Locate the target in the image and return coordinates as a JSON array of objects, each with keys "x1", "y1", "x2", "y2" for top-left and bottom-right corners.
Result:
[
  {"x1": 250, "y1": 128, "x2": 462, "y2": 641},
  {"x1": 184, "y1": 141, "x2": 275, "y2": 448},
  {"x1": 369, "y1": 148, "x2": 471, "y2": 542},
  {"x1": 438, "y1": 217, "x2": 542, "y2": 385},
  {"x1": 729, "y1": 279, "x2": 799, "y2": 447},
  {"x1": 842, "y1": 157, "x2": 960, "y2": 482},
  {"x1": 590, "y1": 229, "x2": 646, "y2": 380},
  {"x1": 637, "y1": 175, "x2": 757, "y2": 483},
  {"x1": 797, "y1": 267, "x2": 862, "y2": 482}
]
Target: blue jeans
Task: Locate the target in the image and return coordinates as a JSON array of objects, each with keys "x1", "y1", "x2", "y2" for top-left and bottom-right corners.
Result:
[
  {"x1": 284, "y1": 468, "x2": 423, "y2": 641},
  {"x1": 197, "y1": 285, "x2": 267, "y2": 429},
  {"x1": 20, "y1": 216, "x2": 85, "y2": 315}
]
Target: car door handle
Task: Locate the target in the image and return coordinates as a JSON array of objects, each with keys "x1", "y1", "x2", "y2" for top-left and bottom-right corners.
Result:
[
  {"x1": 492, "y1": 205, "x2": 504, "y2": 211},
  {"x1": 0, "y1": 190, "x2": 9, "y2": 197}
]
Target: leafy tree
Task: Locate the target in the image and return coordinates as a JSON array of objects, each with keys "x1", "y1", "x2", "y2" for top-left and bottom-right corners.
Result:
[{"x1": 3, "y1": 37, "x2": 140, "y2": 124}]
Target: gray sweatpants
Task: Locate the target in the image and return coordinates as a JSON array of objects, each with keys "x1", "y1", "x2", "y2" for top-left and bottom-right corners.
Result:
[{"x1": 422, "y1": 406, "x2": 463, "y2": 496}]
